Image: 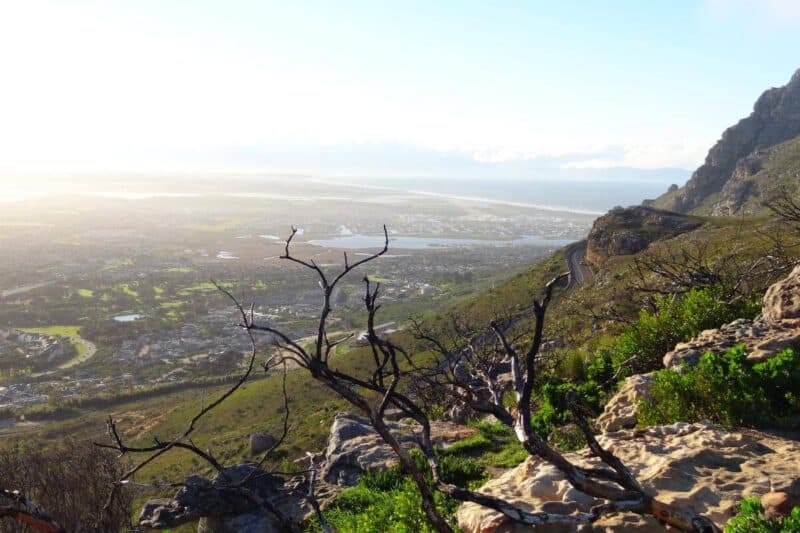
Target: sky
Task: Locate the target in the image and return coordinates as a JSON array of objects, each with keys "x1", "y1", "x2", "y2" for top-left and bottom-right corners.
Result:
[{"x1": 0, "y1": 0, "x2": 799, "y2": 178}]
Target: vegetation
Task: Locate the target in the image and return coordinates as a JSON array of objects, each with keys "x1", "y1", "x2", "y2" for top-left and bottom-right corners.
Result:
[
  {"x1": 523, "y1": 286, "x2": 761, "y2": 440},
  {"x1": 0, "y1": 440, "x2": 131, "y2": 531},
  {"x1": 638, "y1": 347, "x2": 800, "y2": 430},
  {"x1": 596, "y1": 287, "x2": 760, "y2": 377},
  {"x1": 725, "y1": 497, "x2": 800, "y2": 533},
  {"x1": 309, "y1": 452, "x2": 487, "y2": 532}
]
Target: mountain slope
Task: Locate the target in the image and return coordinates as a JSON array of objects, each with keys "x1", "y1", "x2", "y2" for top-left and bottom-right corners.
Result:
[{"x1": 651, "y1": 68, "x2": 800, "y2": 214}]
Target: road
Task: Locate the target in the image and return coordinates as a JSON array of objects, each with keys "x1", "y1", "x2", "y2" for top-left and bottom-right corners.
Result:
[
  {"x1": 0, "y1": 281, "x2": 54, "y2": 299},
  {"x1": 564, "y1": 240, "x2": 593, "y2": 290},
  {"x1": 30, "y1": 337, "x2": 97, "y2": 378}
]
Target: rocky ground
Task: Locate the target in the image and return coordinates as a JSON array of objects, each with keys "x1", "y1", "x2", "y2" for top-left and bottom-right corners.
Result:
[{"x1": 456, "y1": 422, "x2": 800, "y2": 532}]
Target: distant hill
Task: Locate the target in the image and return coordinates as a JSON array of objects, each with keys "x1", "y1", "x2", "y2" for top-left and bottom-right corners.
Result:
[{"x1": 650, "y1": 68, "x2": 800, "y2": 215}]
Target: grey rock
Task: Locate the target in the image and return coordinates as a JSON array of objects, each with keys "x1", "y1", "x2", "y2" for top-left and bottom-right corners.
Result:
[
  {"x1": 249, "y1": 432, "x2": 277, "y2": 455},
  {"x1": 138, "y1": 463, "x2": 306, "y2": 532},
  {"x1": 585, "y1": 206, "x2": 701, "y2": 266},
  {"x1": 320, "y1": 412, "x2": 477, "y2": 486}
]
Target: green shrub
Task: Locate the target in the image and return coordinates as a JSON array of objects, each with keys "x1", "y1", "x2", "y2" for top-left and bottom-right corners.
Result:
[
  {"x1": 600, "y1": 288, "x2": 759, "y2": 377},
  {"x1": 309, "y1": 450, "x2": 487, "y2": 532},
  {"x1": 359, "y1": 464, "x2": 407, "y2": 492},
  {"x1": 725, "y1": 497, "x2": 800, "y2": 532},
  {"x1": 638, "y1": 347, "x2": 800, "y2": 430}
]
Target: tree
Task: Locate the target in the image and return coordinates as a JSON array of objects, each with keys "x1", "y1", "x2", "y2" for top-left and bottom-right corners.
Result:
[{"x1": 216, "y1": 226, "x2": 720, "y2": 532}]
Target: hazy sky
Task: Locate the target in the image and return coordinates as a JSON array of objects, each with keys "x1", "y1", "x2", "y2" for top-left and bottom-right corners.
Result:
[{"x1": 1, "y1": 0, "x2": 799, "y2": 176}]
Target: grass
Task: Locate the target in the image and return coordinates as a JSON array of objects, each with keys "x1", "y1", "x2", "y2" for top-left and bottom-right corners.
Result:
[
  {"x1": 22, "y1": 325, "x2": 82, "y2": 338},
  {"x1": 20, "y1": 325, "x2": 85, "y2": 355},
  {"x1": 165, "y1": 267, "x2": 194, "y2": 273},
  {"x1": 365, "y1": 275, "x2": 392, "y2": 283},
  {"x1": 176, "y1": 281, "x2": 233, "y2": 296},
  {"x1": 112, "y1": 217, "x2": 793, "y2": 488},
  {"x1": 182, "y1": 218, "x2": 243, "y2": 233},
  {"x1": 8, "y1": 208, "x2": 797, "y2": 530},
  {"x1": 76, "y1": 288, "x2": 94, "y2": 298},
  {"x1": 17, "y1": 325, "x2": 89, "y2": 365},
  {"x1": 444, "y1": 421, "x2": 528, "y2": 469},
  {"x1": 119, "y1": 283, "x2": 139, "y2": 298}
]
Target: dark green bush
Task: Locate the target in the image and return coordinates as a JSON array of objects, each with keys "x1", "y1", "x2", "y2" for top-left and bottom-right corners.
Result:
[
  {"x1": 638, "y1": 347, "x2": 800, "y2": 429},
  {"x1": 600, "y1": 288, "x2": 759, "y2": 377},
  {"x1": 725, "y1": 497, "x2": 800, "y2": 532}
]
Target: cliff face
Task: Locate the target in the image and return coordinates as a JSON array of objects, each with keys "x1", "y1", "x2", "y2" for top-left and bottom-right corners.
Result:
[
  {"x1": 653, "y1": 69, "x2": 800, "y2": 214},
  {"x1": 585, "y1": 206, "x2": 702, "y2": 267}
]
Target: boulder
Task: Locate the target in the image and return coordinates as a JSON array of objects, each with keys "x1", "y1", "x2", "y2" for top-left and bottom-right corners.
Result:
[
  {"x1": 320, "y1": 413, "x2": 416, "y2": 486},
  {"x1": 662, "y1": 317, "x2": 800, "y2": 368},
  {"x1": 249, "y1": 432, "x2": 277, "y2": 455},
  {"x1": 595, "y1": 373, "x2": 654, "y2": 432},
  {"x1": 763, "y1": 264, "x2": 800, "y2": 322},
  {"x1": 456, "y1": 422, "x2": 800, "y2": 532},
  {"x1": 320, "y1": 412, "x2": 476, "y2": 486}
]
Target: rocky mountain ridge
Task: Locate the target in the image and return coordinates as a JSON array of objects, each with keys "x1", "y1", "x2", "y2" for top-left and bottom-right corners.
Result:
[{"x1": 652, "y1": 68, "x2": 800, "y2": 214}]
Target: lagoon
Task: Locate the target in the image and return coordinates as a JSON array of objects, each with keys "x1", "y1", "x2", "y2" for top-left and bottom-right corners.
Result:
[
  {"x1": 114, "y1": 314, "x2": 143, "y2": 322},
  {"x1": 307, "y1": 234, "x2": 575, "y2": 250}
]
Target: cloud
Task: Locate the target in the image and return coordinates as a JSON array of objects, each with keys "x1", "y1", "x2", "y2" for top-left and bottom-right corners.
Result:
[
  {"x1": 702, "y1": 0, "x2": 800, "y2": 27},
  {"x1": 560, "y1": 143, "x2": 709, "y2": 171}
]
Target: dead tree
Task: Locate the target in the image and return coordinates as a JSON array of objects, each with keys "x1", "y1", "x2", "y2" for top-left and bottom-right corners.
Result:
[
  {"x1": 0, "y1": 489, "x2": 65, "y2": 533},
  {"x1": 764, "y1": 184, "x2": 800, "y2": 228},
  {"x1": 220, "y1": 226, "x2": 720, "y2": 532},
  {"x1": 631, "y1": 235, "x2": 795, "y2": 306}
]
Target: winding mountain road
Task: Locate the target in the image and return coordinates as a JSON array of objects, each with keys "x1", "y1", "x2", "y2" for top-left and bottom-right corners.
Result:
[{"x1": 564, "y1": 240, "x2": 593, "y2": 290}]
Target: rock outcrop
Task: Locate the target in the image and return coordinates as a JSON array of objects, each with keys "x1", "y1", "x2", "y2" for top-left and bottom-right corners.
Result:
[
  {"x1": 595, "y1": 373, "x2": 654, "y2": 433},
  {"x1": 654, "y1": 68, "x2": 800, "y2": 214},
  {"x1": 321, "y1": 412, "x2": 475, "y2": 486},
  {"x1": 763, "y1": 264, "x2": 800, "y2": 322},
  {"x1": 663, "y1": 264, "x2": 800, "y2": 368},
  {"x1": 457, "y1": 422, "x2": 800, "y2": 532},
  {"x1": 138, "y1": 463, "x2": 315, "y2": 532},
  {"x1": 585, "y1": 206, "x2": 701, "y2": 267}
]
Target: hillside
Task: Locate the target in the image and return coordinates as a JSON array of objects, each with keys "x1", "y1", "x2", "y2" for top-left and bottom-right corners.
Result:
[{"x1": 651, "y1": 68, "x2": 800, "y2": 214}]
